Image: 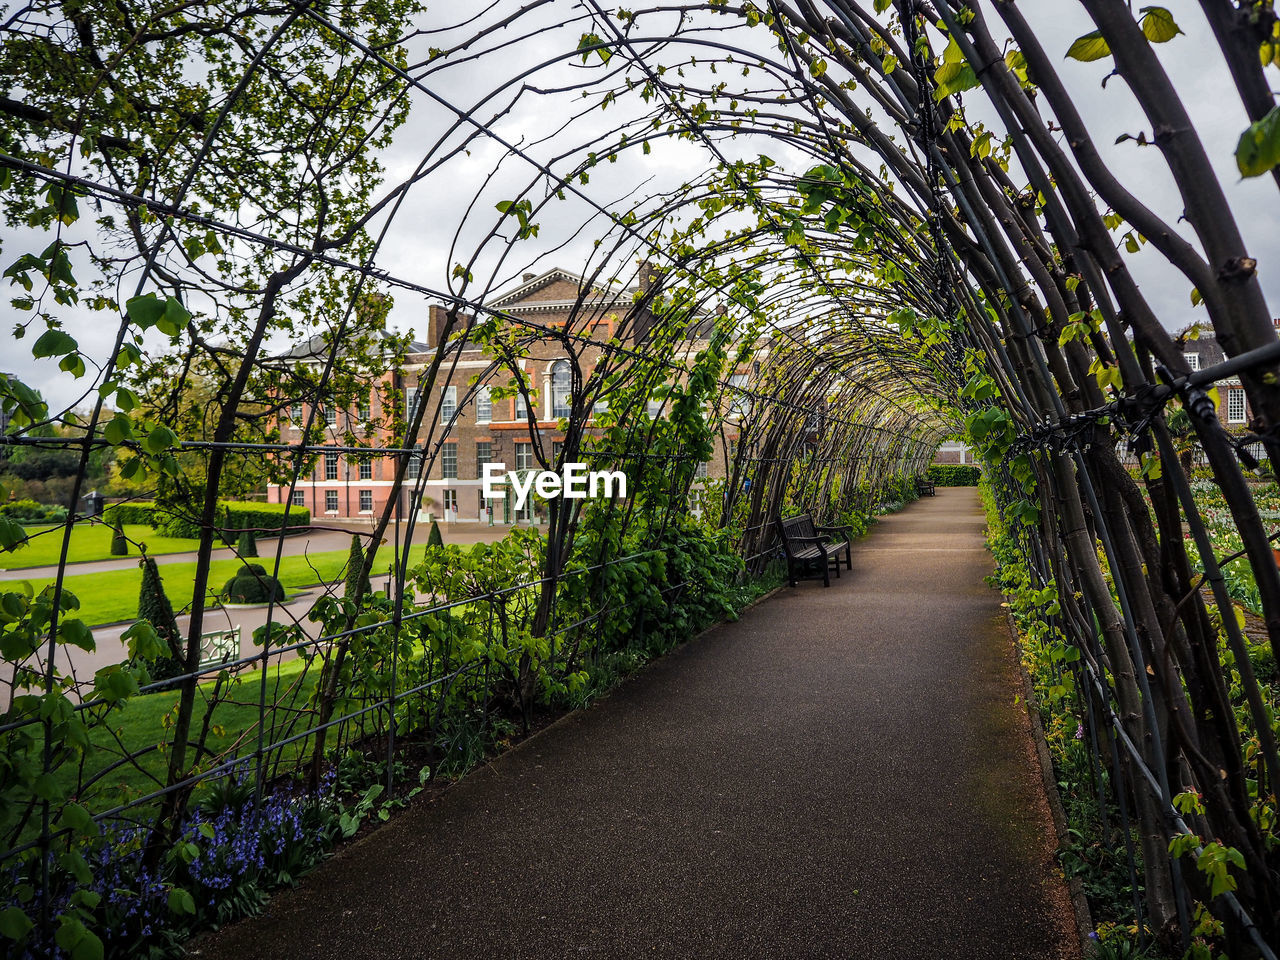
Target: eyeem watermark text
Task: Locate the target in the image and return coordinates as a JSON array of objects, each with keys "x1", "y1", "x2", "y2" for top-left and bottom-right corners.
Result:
[{"x1": 481, "y1": 463, "x2": 627, "y2": 511}]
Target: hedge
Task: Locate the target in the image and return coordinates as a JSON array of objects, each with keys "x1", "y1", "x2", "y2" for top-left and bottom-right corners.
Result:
[
  {"x1": 0, "y1": 499, "x2": 69, "y2": 523},
  {"x1": 102, "y1": 502, "x2": 157, "y2": 526},
  {"x1": 926, "y1": 464, "x2": 981, "y2": 486},
  {"x1": 104, "y1": 500, "x2": 310, "y2": 539}
]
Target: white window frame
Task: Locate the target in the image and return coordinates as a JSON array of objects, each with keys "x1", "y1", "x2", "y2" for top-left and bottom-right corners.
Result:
[
  {"x1": 441, "y1": 444, "x2": 458, "y2": 479},
  {"x1": 475, "y1": 386, "x2": 492, "y2": 422},
  {"x1": 358, "y1": 459, "x2": 372, "y2": 480},
  {"x1": 324, "y1": 452, "x2": 339, "y2": 481},
  {"x1": 358, "y1": 490, "x2": 373, "y2": 513},
  {"x1": 550, "y1": 360, "x2": 572, "y2": 419},
  {"x1": 515, "y1": 442, "x2": 533, "y2": 472},
  {"x1": 1227, "y1": 387, "x2": 1246, "y2": 424},
  {"x1": 324, "y1": 490, "x2": 339, "y2": 513},
  {"x1": 441, "y1": 385, "x2": 457, "y2": 422},
  {"x1": 291, "y1": 489, "x2": 306, "y2": 507},
  {"x1": 1183, "y1": 352, "x2": 1201, "y2": 372}
]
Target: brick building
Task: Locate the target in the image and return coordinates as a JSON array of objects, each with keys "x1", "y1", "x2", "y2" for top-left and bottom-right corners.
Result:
[{"x1": 269, "y1": 266, "x2": 731, "y2": 523}]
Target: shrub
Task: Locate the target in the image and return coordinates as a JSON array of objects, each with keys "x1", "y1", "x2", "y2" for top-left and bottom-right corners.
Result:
[
  {"x1": 426, "y1": 520, "x2": 443, "y2": 549},
  {"x1": 138, "y1": 557, "x2": 185, "y2": 681},
  {"x1": 237, "y1": 529, "x2": 258, "y2": 558},
  {"x1": 219, "y1": 564, "x2": 285, "y2": 604},
  {"x1": 109, "y1": 522, "x2": 128, "y2": 556},
  {"x1": 0, "y1": 498, "x2": 68, "y2": 523},
  {"x1": 102, "y1": 501, "x2": 156, "y2": 526},
  {"x1": 927, "y1": 464, "x2": 981, "y2": 486},
  {"x1": 344, "y1": 535, "x2": 370, "y2": 598},
  {"x1": 152, "y1": 501, "x2": 311, "y2": 541}
]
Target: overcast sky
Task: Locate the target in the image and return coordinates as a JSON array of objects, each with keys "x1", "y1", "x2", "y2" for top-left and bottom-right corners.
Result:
[{"x1": 5, "y1": 0, "x2": 1277, "y2": 411}]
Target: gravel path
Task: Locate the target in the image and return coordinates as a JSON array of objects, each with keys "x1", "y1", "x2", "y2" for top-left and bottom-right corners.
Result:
[{"x1": 192, "y1": 488, "x2": 1080, "y2": 960}]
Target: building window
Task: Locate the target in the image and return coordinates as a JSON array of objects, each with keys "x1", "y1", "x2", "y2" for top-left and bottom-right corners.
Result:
[
  {"x1": 1183, "y1": 352, "x2": 1201, "y2": 371},
  {"x1": 442, "y1": 444, "x2": 458, "y2": 479},
  {"x1": 729, "y1": 373, "x2": 750, "y2": 418},
  {"x1": 696, "y1": 461, "x2": 708, "y2": 479},
  {"x1": 406, "y1": 386, "x2": 421, "y2": 419},
  {"x1": 406, "y1": 451, "x2": 422, "y2": 479},
  {"x1": 357, "y1": 394, "x2": 371, "y2": 421},
  {"x1": 1227, "y1": 388, "x2": 1246, "y2": 424},
  {"x1": 593, "y1": 397, "x2": 608, "y2": 417},
  {"x1": 359, "y1": 490, "x2": 373, "y2": 512},
  {"x1": 323, "y1": 405, "x2": 337, "y2": 427},
  {"x1": 291, "y1": 489, "x2": 306, "y2": 507},
  {"x1": 515, "y1": 442, "x2": 533, "y2": 472},
  {"x1": 291, "y1": 402, "x2": 303, "y2": 424},
  {"x1": 442, "y1": 489, "x2": 458, "y2": 514},
  {"x1": 441, "y1": 385, "x2": 457, "y2": 422},
  {"x1": 325, "y1": 490, "x2": 339, "y2": 512},
  {"x1": 552, "y1": 440, "x2": 564, "y2": 463},
  {"x1": 358, "y1": 459, "x2": 372, "y2": 480},
  {"x1": 324, "y1": 452, "x2": 339, "y2": 480},
  {"x1": 476, "y1": 441, "x2": 492, "y2": 473},
  {"x1": 646, "y1": 396, "x2": 663, "y2": 418},
  {"x1": 551, "y1": 360, "x2": 572, "y2": 418},
  {"x1": 515, "y1": 385, "x2": 528, "y2": 420},
  {"x1": 476, "y1": 386, "x2": 492, "y2": 422}
]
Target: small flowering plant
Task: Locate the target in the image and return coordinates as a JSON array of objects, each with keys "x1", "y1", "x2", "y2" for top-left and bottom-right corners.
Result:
[{"x1": 2, "y1": 769, "x2": 341, "y2": 959}]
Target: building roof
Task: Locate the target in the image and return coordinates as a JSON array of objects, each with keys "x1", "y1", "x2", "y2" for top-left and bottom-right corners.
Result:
[
  {"x1": 278, "y1": 327, "x2": 430, "y2": 362},
  {"x1": 488, "y1": 267, "x2": 638, "y2": 314}
]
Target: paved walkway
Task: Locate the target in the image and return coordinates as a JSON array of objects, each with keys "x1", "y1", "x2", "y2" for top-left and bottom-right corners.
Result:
[{"x1": 193, "y1": 489, "x2": 1079, "y2": 960}]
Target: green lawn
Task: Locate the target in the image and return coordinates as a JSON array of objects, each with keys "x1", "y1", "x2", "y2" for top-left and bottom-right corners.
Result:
[
  {"x1": 0, "y1": 521, "x2": 202, "y2": 571},
  {"x1": 21, "y1": 657, "x2": 329, "y2": 830},
  {"x1": 0, "y1": 545, "x2": 430, "y2": 626}
]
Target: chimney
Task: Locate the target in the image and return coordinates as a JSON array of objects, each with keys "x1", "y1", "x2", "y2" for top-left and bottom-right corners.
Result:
[
  {"x1": 427, "y1": 304, "x2": 449, "y2": 348},
  {"x1": 638, "y1": 259, "x2": 665, "y2": 295},
  {"x1": 523, "y1": 272, "x2": 536, "y2": 283}
]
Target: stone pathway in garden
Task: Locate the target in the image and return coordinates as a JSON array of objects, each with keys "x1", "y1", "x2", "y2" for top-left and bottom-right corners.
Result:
[{"x1": 192, "y1": 488, "x2": 1082, "y2": 960}]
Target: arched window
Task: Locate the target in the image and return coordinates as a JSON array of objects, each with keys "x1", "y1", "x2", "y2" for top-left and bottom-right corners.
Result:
[{"x1": 551, "y1": 360, "x2": 572, "y2": 418}]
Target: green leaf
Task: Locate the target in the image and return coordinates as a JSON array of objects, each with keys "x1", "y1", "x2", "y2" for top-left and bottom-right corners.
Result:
[
  {"x1": 0, "y1": 517, "x2": 28, "y2": 552},
  {"x1": 1139, "y1": 7, "x2": 1183, "y2": 43},
  {"x1": 31, "y1": 329, "x2": 76, "y2": 358},
  {"x1": 1066, "y1": 30, "x2": 1110, "y2": 62},
  {"x1": 62, "y1": 802, "x2": 99, "y2": 837},
  {"x1": 156, "y1": 296, "x2": 190, "y2": 336},
  {"x1": 143, "y1": 425, "x2": 178, "y2": 455},
  {"x1": 167, "y1": 887, "x2": 196, "y2": 916},
  {"x1": 103, "y1": 413, "x2": 134, "y2": 446},
  {"x1": 59, "y1": 619, "x2": 96, "y2": 652},
  {"x1": 1236, "y1": 106, "x2": 1280, "y2": 179},
  {"x1": 0, "y1": 906, "x2": 33, "y2": 941},
  {"x1": 933, "y1": 62, "x2": 978, "y2": 100},
  {"x1": 125, "y1": 293, "x2": 165, "y2": 330}
]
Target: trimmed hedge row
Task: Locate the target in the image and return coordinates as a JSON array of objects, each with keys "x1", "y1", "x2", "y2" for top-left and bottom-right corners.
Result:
[
  {"x1": 926, "y1": 464, "x2": 981, "y2": 486},
  {"x1": 103, "y1": 500, "x2": 310, "y2": 539},
  {"x1": 0, "y1": 499, "x2": 69, "y2": 523},
  {"x1": 102, "y1": 502, "x2": 157, "y2": 526}
]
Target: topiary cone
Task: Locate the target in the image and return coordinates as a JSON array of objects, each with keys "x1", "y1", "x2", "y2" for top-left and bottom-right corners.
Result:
[
  {"x1": 344, "y1": 534, "x2": 371, "y2": 599},
  {"x1": 110, "y1": 521, "x2": 128, "y2": 556}
]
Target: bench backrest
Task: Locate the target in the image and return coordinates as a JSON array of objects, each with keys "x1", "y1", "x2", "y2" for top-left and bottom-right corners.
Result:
[{"x1": 778, "y1": 513, "x2": 818, "y2": 545}]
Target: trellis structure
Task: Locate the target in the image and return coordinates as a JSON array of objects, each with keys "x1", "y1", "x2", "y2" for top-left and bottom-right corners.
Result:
[{"x1": 0, "y1": 1, "x2": 1278, "y2": 956}]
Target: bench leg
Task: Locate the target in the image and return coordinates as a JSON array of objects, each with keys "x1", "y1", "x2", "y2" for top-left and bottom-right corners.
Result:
[
  {"x1": 844, "y1": 544, "x2": 852, "y2": 569},
  {"x1": 822, "y1": 561, "x2": 830, "y2": 587}
]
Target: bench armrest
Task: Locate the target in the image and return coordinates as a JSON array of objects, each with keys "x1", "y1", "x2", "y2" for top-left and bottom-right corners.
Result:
[
  {"x1": 782, "y1": 534, "x2": 828, "y2": 545},
  {"x1": 815, "y1": 524, "x2": 852, "y2": 536}
]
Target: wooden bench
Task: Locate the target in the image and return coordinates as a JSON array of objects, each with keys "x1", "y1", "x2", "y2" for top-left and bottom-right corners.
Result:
[
  {"x1": 776, "y1": 513, "x2": 853, "y2": 588},
  {"x1": 915, "y1": 477, "x2": 936, "y2": 497}
]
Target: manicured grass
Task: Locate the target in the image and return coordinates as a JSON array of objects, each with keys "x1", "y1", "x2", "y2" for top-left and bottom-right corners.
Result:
[
  {"x1": 25, "y1": 658, "x2": 329, "y2": 829},
  {"x1": 0, "y1": 545, "x2": 430, "y2": 626},
  {"x1": 0, "y1": 521, "x2": 202, "y2": 571}
]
